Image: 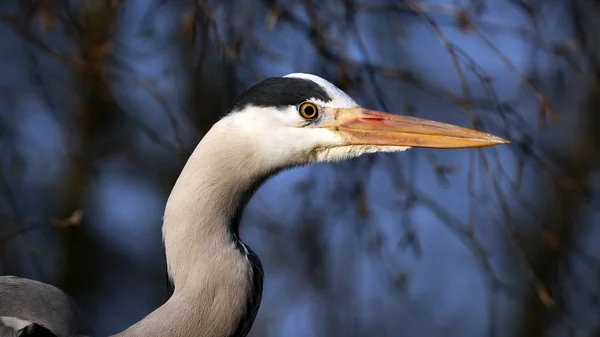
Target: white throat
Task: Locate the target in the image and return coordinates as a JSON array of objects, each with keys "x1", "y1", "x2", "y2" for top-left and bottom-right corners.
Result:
[{"x1": 113, "y1": 118, "x2": 266, "y2": 337}]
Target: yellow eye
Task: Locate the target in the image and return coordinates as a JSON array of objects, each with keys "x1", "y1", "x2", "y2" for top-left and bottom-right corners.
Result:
[{"x1": 299, "y1": 102, "x2": 319, "y2": 119}]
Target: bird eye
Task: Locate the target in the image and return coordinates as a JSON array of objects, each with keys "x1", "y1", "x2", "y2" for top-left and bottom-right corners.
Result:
[{"x1": 299, "y1": 102, "x2": 319, "y2": 120}]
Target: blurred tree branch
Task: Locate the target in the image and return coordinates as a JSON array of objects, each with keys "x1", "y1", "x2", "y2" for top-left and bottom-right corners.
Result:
[{"x1": 1, "y1": 1, "x2": 600, "y2": 336}]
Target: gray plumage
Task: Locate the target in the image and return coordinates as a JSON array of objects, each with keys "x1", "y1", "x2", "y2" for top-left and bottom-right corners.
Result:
[{"x1": 0, "y1": 276, "x2": 89, "y2": 336}]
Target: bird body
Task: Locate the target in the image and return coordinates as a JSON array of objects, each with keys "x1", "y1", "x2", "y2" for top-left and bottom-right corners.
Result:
[
  {"x1": 0, "y1": 276, "x2": 89, "y2": 336},
  {"x1": 0, "y1": 73, "x2": 508, "y2": 337}
]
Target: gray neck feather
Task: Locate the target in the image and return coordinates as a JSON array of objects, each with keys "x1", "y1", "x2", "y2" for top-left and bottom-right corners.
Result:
[{"x1": 112, "y1": 119, "x2": 266, "y2": 337}]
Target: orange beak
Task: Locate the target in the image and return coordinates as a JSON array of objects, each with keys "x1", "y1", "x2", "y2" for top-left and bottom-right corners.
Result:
[{"x1": 320, "y1": 107, "x2": 509, "y2": 149}]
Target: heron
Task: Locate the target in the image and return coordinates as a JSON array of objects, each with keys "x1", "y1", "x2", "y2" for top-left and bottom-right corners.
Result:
[{"x1": 0, "y1": 73, "x2": 508, "y2": 337}]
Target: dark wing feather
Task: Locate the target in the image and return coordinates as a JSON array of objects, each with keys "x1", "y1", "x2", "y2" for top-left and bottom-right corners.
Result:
[{"x1": 18, "y1": 324, "x2": 57, "y2": 337}]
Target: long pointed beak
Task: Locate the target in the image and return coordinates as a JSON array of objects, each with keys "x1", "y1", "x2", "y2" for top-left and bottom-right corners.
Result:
[{"x1": 321, "y1": 107, "x2": 509, "y2": 149}]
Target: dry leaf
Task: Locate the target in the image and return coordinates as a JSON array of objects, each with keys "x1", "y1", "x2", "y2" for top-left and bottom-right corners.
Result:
[
  {"x1": 537, "y1": 99, "x2": 548, "y2": 129},
  {"x1": 542, "y1": 230, "x2": 560, "y2": 251},
  {"x1": 91, "y1": 41, "x2": 113, "y2": 58},
  {"x1": 52, "y1": 210, "x2": 83, "y2": 229},
  {"x1": 356, "y1": 188, "x2": 369, "y2": 219},
  {"x1": 535, "y1": 281, "x2": 554, "y2": 308},
  {"x1": 180, "y1": 9, "x2": 196, "y2": 40},
  {"x1": 265, "y1": 8, "x2": 281, "y2": 31},
  {"x1": 40, "y1": 8, "x2": 54, "y2": 32},
  {"x1": 455, "y1": 11, "x2": 473, "y2": 32}
]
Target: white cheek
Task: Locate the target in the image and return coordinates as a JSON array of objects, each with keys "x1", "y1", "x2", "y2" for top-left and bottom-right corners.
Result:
[
  {"x1": 221, "y1": 109, "x2": 342, "y2": 164},
  {"x1": 260, "y1": 128, "x2": 343, "y2": 163},
  {"x1": 221, "y1": 106, "x2": 409, "y2": 166}
]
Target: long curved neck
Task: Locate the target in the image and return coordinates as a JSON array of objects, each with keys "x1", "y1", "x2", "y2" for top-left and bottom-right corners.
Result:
[{"x1": 113, "y1": 119, "x2": 266, "y2": 337}]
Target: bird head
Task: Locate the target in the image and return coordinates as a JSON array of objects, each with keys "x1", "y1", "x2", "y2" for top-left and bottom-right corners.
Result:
[{"x1": 219, "y1": 73, "x2": 508, "y2": 167}]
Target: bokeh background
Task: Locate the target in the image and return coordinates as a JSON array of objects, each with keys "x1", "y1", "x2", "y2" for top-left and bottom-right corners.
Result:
[{"x1": 1, "y1": 0, "x2": 599, "y2": 336}]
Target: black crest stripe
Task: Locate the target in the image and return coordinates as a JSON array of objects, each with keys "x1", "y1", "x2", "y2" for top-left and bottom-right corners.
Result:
[{"x1": 232, "y1": 77, "x2": 332, "y2": 112}]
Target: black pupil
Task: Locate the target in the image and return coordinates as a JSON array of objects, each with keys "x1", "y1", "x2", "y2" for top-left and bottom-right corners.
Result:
[{"x1": 304, "y1": 105, "x2": 315, "y2": 116}]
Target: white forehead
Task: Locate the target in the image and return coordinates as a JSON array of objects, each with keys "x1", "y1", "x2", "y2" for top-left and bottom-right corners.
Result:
[{"x1": 284, "y1": 73, "x2": 358, "y2": 108}]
